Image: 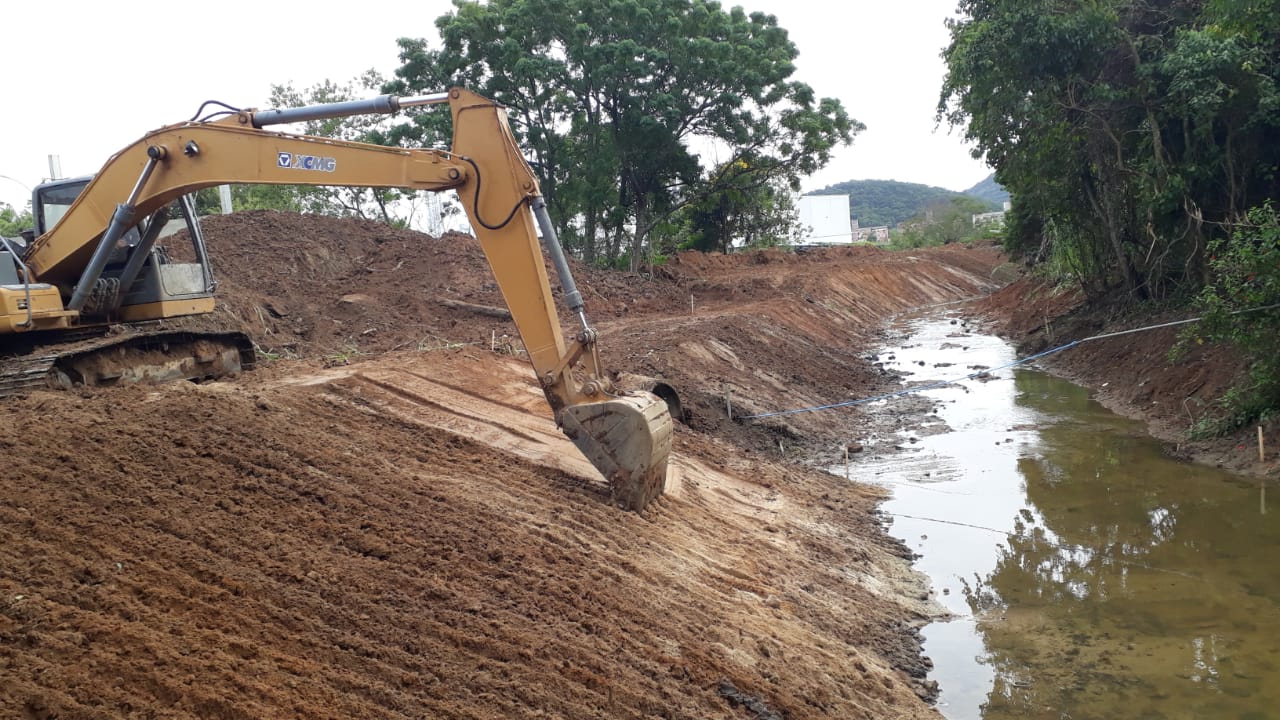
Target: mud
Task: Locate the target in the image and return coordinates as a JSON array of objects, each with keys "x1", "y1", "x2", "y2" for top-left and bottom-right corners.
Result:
[{"x1": 2, "y1": 211, "x2": 1015, "y2": 719}]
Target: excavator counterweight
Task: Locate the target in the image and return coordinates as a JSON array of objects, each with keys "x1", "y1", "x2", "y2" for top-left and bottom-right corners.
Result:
[{"x1": 0, "y1": 87, "x2": 673, "y2": 511}]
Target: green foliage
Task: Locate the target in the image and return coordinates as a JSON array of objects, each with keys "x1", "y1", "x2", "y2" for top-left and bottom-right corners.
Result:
[
  {"x1": 810, "y1": 179, "x2": 996, "y2": 228},
  {"x1": 683, "y1": 159, "x2": 802, "y2": 253},
  {"x1": 888, "y1": 196, "x2": 994, "y2": 248},
  {"x1": 385, "y1": 0, "x2": 859, "y2": 269},
  {"x1": 887, "y1": 227, "x2": 929, "y2": 250},
  {"x1": 940, "y1": 0, "x2": 1280, "y2": 300},
  {"x1": 0, "y1": 202, "x2": 32, "y2": 237},
  {"x1": 942, "y1": 0, "x2": 1280, "y2": 434},
  {"x1": 1188, "y1": 202, "x2": 1280, "y2": 433}
]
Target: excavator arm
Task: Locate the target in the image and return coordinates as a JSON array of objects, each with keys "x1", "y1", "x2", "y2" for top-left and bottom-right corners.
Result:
[{"x1": 6, "y1": 88, "x2": 672, "y2": 510}]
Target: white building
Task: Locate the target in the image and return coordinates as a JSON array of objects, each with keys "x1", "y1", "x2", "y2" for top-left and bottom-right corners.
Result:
[
  {"x1": 972, "y1": 200, "x2": 1013, "y2": 228},
  {"x1": 797, "y1": 194, "x2": 851, "y2": 245}
]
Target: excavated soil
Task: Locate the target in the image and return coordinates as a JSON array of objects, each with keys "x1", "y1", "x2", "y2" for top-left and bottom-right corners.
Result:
[{"x1": 13, "y1": 209, "x2": 1252, "y2": 719}]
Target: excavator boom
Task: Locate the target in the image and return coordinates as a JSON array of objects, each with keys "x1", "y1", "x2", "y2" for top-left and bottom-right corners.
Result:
[{"x1": 1, "y1": 88, "x2": 672, "y2": 511}]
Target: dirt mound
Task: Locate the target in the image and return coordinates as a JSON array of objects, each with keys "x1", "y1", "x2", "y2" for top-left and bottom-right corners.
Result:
[
  {"x1": 2, "y1": 210, "x2": 1016, "y2": 718},
  {"x1": 194, "y1": 211, "x2": 1007, "y2": 459},
  {"x1": 193, "y1": 211, "x2": 507, "y2": 359},
  {"x1": 0, "y1": 353, "x2": 944, "y2": 719}
]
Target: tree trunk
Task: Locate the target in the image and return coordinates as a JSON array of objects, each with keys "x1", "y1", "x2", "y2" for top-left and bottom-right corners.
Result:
[
  {"x1": 583, "y1": 209, "x2": 598, "y2": 265},
  {"x1": 631, "y1": 197, "x2": 650, "y2": 273},
  {"x1": 1082, "y1": 171, "x2": 1147, "y2": 299}
]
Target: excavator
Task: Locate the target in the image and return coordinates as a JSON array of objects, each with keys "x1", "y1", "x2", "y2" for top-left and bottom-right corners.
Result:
[{"x1": 0, "y1": 87, "x2": 672, "y2": 511}]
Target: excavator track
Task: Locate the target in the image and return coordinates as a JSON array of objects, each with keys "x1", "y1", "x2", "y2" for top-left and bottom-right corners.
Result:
[{"x1": 0, "y1": 328, "x2": 255, "y2": 397}]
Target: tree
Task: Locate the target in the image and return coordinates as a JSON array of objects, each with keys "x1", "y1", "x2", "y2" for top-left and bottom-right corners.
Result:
[
  {"x1": 939, "y1": 0, "x2": 1280, "y2": 300},
  {"x1": 1190, "y1": 203, "x2": 1280, "y2": 432},
  {"x1": 889, "y1": 195, "x2": 990, "y2": 248},
  {"x1": 0, "y1": 203, "x2": 32, "y2": 238},
  {"x1": 942, "y1": 0, "x2": 1280, "y2": 430},
  {"x1": 684, "y1": 158, "x2": 801, "y2": 253},
  {"x1": 385, "y1": 0, "x2": 858, "y2": 269}
]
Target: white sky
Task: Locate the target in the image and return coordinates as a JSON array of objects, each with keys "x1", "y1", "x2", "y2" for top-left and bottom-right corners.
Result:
[{"x1": 0, "y1": 0, "x2": 988, "y2": 213}]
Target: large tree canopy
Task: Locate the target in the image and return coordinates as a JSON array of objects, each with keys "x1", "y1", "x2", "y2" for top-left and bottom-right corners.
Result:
[
  {"x1": 939, "y1": 0, "x2": 1280, "y2": 299},
  {"x1": 940, "y1": 0, "x2": 1280, "y2": 428},
  {"x1": 385, "y1": 0, "x2": 859, "y2": 269}
]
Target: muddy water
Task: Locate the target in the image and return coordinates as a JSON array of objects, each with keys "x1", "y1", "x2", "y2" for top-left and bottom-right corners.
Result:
[{"x1": 848, "y1": 313, "x2": 1280, "y2": 720}]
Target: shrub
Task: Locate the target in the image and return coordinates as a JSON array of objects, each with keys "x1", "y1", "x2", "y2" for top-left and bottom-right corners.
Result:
[{"x1": 1190, "y1": 202, "x2": 1280, "y2": 433}]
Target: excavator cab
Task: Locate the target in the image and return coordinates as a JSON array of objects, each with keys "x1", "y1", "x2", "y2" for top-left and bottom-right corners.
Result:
[
  {"x1": 1, "y1": 179, "x2": 251, "y2": 390},
  {"x1": 26, "y1": 177, "x2": 218, "y2": 323},
  {"x1": 33, "y1": 178, "x2": 89, "y2": 238}
]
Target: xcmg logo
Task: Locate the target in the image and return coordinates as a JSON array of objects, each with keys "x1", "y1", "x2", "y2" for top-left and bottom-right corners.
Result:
[{"x1": 276, "y1": 152, "x2": 337, "y2": 172}]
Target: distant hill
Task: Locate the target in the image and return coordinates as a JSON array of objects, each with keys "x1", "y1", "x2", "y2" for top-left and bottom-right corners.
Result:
[
  {"x1": 963, "y1": 173, "x2": 1010, "y2": 207},
  {"x1": 807, "y1": 179, "x2": 998, "y2": 228}
]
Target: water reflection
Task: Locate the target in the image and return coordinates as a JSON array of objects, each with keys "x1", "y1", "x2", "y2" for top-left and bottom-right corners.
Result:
[
  {"x1": 974, "y1": 371, "x2": 1280, "y2": 719},
  {"x1": 851, "y1": 316, "x2": 1280, "y2": 720}
]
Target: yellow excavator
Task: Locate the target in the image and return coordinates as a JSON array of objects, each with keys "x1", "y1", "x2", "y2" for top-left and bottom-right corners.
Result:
[{"x1": 0, "y1": 87, "x2": 672, "y2": 511}]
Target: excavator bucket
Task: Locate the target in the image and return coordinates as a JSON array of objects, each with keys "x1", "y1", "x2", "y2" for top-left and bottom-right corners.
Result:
[{"x1": 558, "y1": 392, "x2": 673, "y2": 511}]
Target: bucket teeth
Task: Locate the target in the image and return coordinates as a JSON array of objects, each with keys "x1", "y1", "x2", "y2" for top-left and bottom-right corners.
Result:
[{"x1": 558, "y1": 392, "x2": 673, "y2": 511}]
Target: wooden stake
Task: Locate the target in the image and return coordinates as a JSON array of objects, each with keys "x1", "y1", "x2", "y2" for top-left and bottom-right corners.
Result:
[
  {"x1": 726, "y1": 386, "x2": 732, "y2": 420},
  {"x1": 491, "y1": 329, "x2": 496, "y2": 352},
  {"x1": 690, "y1": 294, "x2": 695, "y2": 315},
  {"x1": 1260, "y1": 426, "x2": 1267, "y2": 515},
  {"x1": 844, "y1": 445, "x2": 850, "y2": 480}
]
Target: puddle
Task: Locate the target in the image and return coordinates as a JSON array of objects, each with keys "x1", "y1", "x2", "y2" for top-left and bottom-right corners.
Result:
[{"x1": 846, "y1": 313, "x2": 1280, "y2": 719}]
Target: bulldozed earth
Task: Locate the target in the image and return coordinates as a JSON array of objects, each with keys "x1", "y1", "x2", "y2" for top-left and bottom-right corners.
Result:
[{"x1": 0, "y1": 211, "x2": 1260, "y2": 719}]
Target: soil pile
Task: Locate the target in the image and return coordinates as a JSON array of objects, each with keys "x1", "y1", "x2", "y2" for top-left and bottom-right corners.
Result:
[
  {"x1": 2, "y1": 211, "x2": 1013, "y2": 719},
  {"x1": 193, "y1": 211, "x2": 1009, "y2": 459},
  {"x1": 193, "y1": 212, "x2": 507, "y2": 358}
]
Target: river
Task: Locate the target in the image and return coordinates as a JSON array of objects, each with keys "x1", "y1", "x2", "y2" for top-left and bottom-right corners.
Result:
[{"x1": 845, "y1": 312, "x2": 1280, "y2": 720}]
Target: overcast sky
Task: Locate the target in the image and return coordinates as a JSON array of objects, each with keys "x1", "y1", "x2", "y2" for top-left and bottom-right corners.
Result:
[{"x1": 0, "y1": 0, "x2": 988, "y2": 213}]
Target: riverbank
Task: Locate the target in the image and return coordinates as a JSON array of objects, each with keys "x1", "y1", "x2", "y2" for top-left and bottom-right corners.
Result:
[
  {"x1": 1, "y1": 214, "x2": 1008, "y2": 719},
  {"x1": 970, "y1": 277, "x2": 1277, "y2": 479}
]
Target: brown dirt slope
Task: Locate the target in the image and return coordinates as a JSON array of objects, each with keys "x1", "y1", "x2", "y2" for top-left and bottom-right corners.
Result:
[
  {"x1": 2, "y1": 211, "x2": 1009, "y2": 719},
  {"x1": 193, "y1": 211, "x2": 1008, "y2": 459}
]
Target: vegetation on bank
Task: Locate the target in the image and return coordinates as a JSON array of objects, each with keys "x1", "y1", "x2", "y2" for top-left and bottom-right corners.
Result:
[
  {"x1": 940, "y1": 0, "x2": 1280, "y2": 431},
  {"x1": 1188, "y1": 203, "x2": 1280, "y2": 432}
]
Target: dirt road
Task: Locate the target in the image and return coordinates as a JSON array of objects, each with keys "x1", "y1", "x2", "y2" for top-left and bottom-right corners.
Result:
[{"x1": 2, "y1": 212, "x2": 1010, "y2": 718}]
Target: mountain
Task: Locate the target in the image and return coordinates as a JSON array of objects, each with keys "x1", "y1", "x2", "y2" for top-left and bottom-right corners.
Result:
[
  {"x1": 807, "y1": 179, "x2": 998, "y2": 228},
  {"x1": 962, "y1": 173, "x2": 1010, "y2": 207}
]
